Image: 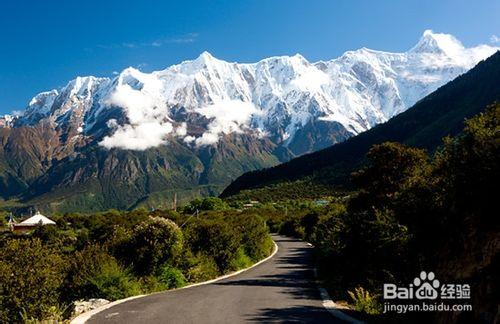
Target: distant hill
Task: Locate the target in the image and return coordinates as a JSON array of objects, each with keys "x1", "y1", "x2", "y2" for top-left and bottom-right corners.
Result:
[{"x1": 221, "y1": 51, "x2": 500, "y2": 198}]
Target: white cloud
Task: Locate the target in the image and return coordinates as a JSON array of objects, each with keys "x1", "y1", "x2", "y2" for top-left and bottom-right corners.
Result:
[
  {"x1": 290, "y1": 68, "x2": 329, "y2": 92},
  {"x1": 194, "y1": 100, "x2": 260, "y2": 146},
  {"x1": 122, "y1": 43, "x2": 136, "y2": 48},
  {"x1": 183, "y1": 135, "x2": 195, "y2": 144},
  {"x1": 151, "y1": 33, "x2": 199, "y2": 47},
  {"x1": 97, "y1": 33, "x2": 199, "y2": 51},
  {"x1": 11, "y1": 110, "x2": 24, "y2": 117},
  {"x1": 99, "y1": 73, "x2": 175, "y2": 150},
  {"x1": 490, "y1": 35, "x2": 500, "y2": 44},
  {"x1": 98, "y1": 76, "x2": 259, "y2": 149},
  {"x1": 100, "y1": 122, "x2": 173, "y2": 150},
  {"x1": 175, "y1": 122, "x2": 187, "y2": 136}
]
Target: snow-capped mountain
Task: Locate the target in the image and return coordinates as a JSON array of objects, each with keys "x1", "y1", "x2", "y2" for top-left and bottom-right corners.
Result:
[
  {"x1": 1, "y1": 30, "x2": 498, "y2": 212},
  {"x1": 0, "y1": 114, "x2": 14, "y2": 127},
  {"x1": 14, "y1": 30, "x2": 497, "y2": 154}
]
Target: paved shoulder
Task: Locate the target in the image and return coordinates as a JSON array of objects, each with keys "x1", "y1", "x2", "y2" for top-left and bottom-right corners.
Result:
[{"x1": 88, "y1": 235, "x2": 345, "y2": 323}]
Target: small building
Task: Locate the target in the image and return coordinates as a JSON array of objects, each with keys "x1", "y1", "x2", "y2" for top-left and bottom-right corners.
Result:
[{"x1": 13, "y1": 212, "x2": 56, "y2": 232}]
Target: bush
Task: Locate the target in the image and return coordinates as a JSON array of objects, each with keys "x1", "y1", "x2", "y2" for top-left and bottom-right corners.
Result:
[
  {"x1": 87, "y1": 261, "x2": 141, "y2": 300},
  {"x1": 156, "y1": 264, "x2": 186, "y2": 289},
  {"x1": 20, "y1": 303, "x2": 71, "y2": 323},
  {"x1": 127, "y1": 216, "x2": 183, "y2": 275},
  {"x1": 138, "y1": 276, "x2": 167, "y2": 293},
  {"x1": 279, "y1": 218, "x2": 305, "y2": 238},
  {"x1": 186, "y1": 219, "x2": 241, "y2": 273},
  {"x1": 183, "y1": 197, "x2": 228, "y2": 214},
  {"x1": 347, "y1": 287, "x2": 380, "y2": 314},
  {"x1": 230, "y1": 248, "x2": 253, "y2": 269},
  {"x1": 183, "y1": 252, "x2": 220, "y2": 283},
  {"x1": 0, "y1": 238, "x2": 67, "y2": 322},
  {"x1": 64, "y1": 244, "x2": 141, "y2": 301},
  {"x1": 235, "y1": 214, "x2": 273, "y2": 261}
]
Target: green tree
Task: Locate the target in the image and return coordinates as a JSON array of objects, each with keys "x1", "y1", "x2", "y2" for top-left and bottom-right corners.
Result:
[
  {"x1": 0, "y1": 239, "x2": 67, "y2": 322},
  {"x1": 127, "y1": 216, "x2": 183, "y2": 275},
  {"x1": 351, "y1": 142, "x2": 429, "y2": 211}
]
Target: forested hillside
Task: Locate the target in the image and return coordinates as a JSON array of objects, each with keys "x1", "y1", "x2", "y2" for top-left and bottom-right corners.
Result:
[{"x1": 222, "y1": 51, "x2": 500, "y2": 198}]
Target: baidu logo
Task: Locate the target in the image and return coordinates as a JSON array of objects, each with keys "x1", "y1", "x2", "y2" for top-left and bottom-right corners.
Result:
[
  {"x1": 383, "y1": 271, "x2": 472, "y2": 313},
  {"x1": 414, "y1": 271, "x2": 440, "y2": 299},
  {"x1": 383, "y1": 271, "x2": 470, "y2": 300}
]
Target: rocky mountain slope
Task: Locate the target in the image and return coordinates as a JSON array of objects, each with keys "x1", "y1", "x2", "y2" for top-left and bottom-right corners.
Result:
[{"x1": 0, "y1": 31, "x2": 497, "y2": 212}]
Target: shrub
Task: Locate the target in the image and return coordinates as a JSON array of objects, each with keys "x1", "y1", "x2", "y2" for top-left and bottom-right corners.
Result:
[
  {"x1": 0, "y1": 238, "x2": 67, "y2": 322},
  {"x1": 183, "y1": 252, "x2": 219, "y2": 283},
  {"x1": 347, "y1": 287, "x2": 380, "y2": 314},
  {"x1": 64, "y1": 244, "x2": 140, "y2": 301},
  {"x1": 183, "y1": 197, "x2": 228, "y2": 214},
  {"x1": 235, "y1": 214, "x2": 273, "y2": 261},
  {"x1": 279, "y1": 218, "x2": 305, "y2": 238},
  {"x1": 186, "y1": 219, "x2": 241, "y2": 273},
  {"x1": 20, "y1": 303, "x2": 71, "y2": 323},
  {"x1": 138, "y1": 276, "x2": 167, "y2": 293},
  {"x1": 156, "y1": 264, "x2": 186, "y2": 289},
  {"x1": 87, "y1": 261, "x2": 141, "y2": 300},
  {"x1": 229, "y1": 248, "x2": 253, "y2": 269},
  {"x1": 127, "y1": 216, "x2": 183, "y2": 275}
]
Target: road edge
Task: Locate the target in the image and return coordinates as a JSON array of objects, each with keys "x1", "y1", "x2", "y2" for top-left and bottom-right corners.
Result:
[
  {"x1": 71, "y1": 239, "x2": 279, "y2": 324},
  {"x1": 306, "y1": 243, "x2": 365, "y2": 324}
]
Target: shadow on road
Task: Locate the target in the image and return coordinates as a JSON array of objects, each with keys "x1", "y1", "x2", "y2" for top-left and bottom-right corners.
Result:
[
  {"x1": 247, "y1": 305, "x2": 346, "y2": 323},
  {"x1": 216, "y1": 247, "x2": 318, "y2": 298},
  {"x1": 216, "y1": 236, "x2": 345, "y2": 323}
]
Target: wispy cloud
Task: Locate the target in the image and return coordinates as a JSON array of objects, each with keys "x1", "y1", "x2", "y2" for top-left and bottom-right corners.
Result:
[
  {"x1": 122, "y1": 42, "x2": 137, "y2": 48},
  {"x1": 490, "y1": 35, "x2": 500, "y2": 44},
  {"x1": 158, "y1": 33, "x2": 199, "y2": 45},
  {"x1": 96, "y1": 33, "x2": 199, "y2": 50},
  {"x1": 11, "y1": 110, "x2": 24, "y2": 117}
]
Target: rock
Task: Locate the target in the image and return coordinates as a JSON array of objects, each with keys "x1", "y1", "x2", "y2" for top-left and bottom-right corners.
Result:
[{"x1": 73, "y1": 298, "x2": 110, "y2": 315}]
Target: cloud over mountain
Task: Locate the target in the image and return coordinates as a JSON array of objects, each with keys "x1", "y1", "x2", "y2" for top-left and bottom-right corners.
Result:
[{"x1": 8, "y1": 30, "x2": 499, "y2": 153}]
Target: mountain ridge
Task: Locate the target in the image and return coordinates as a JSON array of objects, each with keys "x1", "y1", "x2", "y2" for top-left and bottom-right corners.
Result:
[
  {"x1": 0, "y1": 31, "x2": 498, "y2": 212},
  {"x1": 221, "y1": 51, "x2": 500, "y2": 198},
  {"x1": 4, "y1": 30, "x2": 497, "y2": 154}
]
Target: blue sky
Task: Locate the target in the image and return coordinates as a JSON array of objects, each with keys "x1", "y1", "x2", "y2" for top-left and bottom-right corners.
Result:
[{"x1": 0, "y1": 0, "x2": 499, "y2": 114}]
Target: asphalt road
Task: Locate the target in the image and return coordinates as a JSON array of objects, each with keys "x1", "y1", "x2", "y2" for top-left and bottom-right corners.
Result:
[{"x1": 87, "y1": 235, "x2": 346, "y2": 323}]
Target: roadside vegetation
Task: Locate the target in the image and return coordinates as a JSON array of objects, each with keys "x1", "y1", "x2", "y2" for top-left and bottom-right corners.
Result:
[
  {"x1": 0, "y1": 104, "x2": 497, "y2": 323},
  {"x1": 0, "y1": 206, "x2": 273, "y2": 322},
  {"x1": 252, "y1": 104, "x2": 499, "y2": 322}
]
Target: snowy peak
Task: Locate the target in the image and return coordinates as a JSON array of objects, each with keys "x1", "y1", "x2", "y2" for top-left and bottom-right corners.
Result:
[
  {"x1": 195, "y1": 51, "x2": 217, "y2": 63},
  {"x1": 409, "y1": 30, "x2": 497, "y2": 68},
  {"x1": 13, "y1": 31, "x2": 499, "y2": 153},
  {"x1": 0, "y1": 114, "x2": 14, "y2": 128},
  {"x1": 410, "y1": 29, "x2": 464, "y2": 55}
]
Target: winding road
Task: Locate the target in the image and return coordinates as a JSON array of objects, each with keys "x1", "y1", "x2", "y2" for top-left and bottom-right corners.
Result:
[{"x1": 87, "y1": 235, "x2": 347, "y2": 323}]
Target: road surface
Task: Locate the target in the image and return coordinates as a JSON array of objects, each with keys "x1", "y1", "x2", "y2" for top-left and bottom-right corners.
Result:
[{"x1": 88, "y1": 235, "x2": 346, "y2": 323}]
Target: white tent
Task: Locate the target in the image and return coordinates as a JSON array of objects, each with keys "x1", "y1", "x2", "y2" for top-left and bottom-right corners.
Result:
[{"x1": 18, "y1": 212, "x2": 56, "y2": 226}]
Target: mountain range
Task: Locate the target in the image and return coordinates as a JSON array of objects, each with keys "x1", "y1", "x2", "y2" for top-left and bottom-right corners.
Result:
[
  {"x1": 222, "y1": 51, "x2": 500, "y2": 199},
  {"x1": 0, "y1": 30, "x2": 498, "y2": 212}
]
